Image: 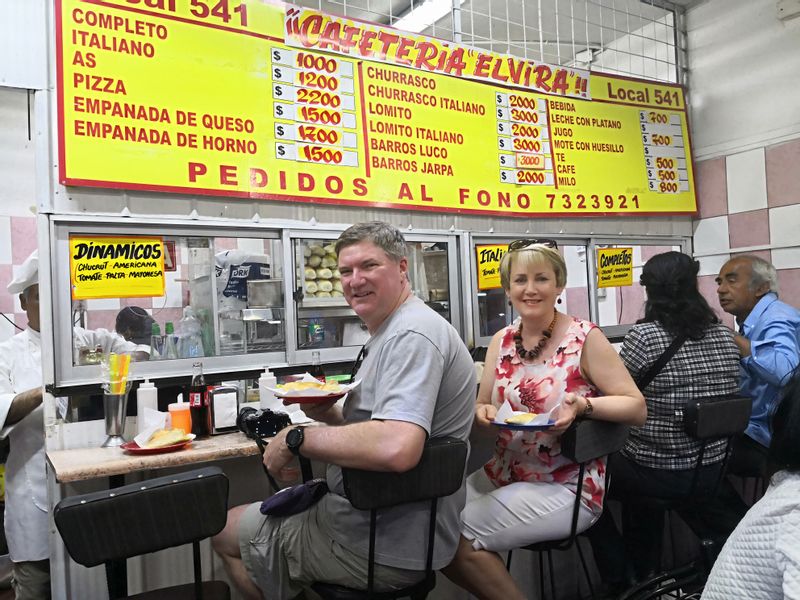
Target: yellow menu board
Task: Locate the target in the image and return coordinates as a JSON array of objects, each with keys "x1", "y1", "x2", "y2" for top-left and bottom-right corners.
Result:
[
  {"x1": 56, "y1": 0, "x2": 697, "y2": 217},
  {"x1": 70, "y1": 236, "x2": 166, "y2": 300}
]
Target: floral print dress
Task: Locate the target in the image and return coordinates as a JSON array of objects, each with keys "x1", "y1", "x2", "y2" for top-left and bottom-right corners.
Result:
[{"x1": 484, "y1": 316, "x2": 606, "y2": 514}]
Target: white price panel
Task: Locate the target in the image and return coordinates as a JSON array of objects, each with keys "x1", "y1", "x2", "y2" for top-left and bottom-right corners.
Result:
[
  {"x1": 641, "y1": 132, "x2": 683, "y2": 147},
  {"x1": 645, "y1": 168, "x2": 688, "y2": 183},
  {"x1": 507, "y1": 106, "x2": 545, "y2": 125},
  {"x1": 507, "y1": 95, "x2": 547, "y2": 112},
  {"x1": 642, "y1": 144, "x2": 686, "y2": 158},
  {"x1": 498, "y1": 152, "x2": 552, "y2": 170},
  {"x1": 644, "y1": 156, "x2": 687, "y2": 170},
  {"x1": 274, "y1": 142, "x2": 358, "y2": 167},
  {"x1": 509, "y1": 138, "x2": 550, "y2": 155},
  {"x1": 500, "y1": 169, "x2": 555, "y2": 186},
  {"x1": 647, "y1": 179, "x2": 690, "y2": 193},
  {"x1": 272, "y1": 84, "x2": 355, "y2": 111},
  {"x1": 270, "y1": 66, "x2": 355, "y2": 94},
  {"x1": 509, "y1": 122, "x2": 549, "y2": 141},
  {"x1": 639, "y1": 122, "x2": 683, "y2": 137},
  {"x1": 270, "y1": 47, "x2": 354, "y2": 77},
  {"x1": 639, "y1": 110, "x2": 682, "y2": 126},
  {"x1": 273, "y1": 102, "x2": 357, "y2": 129},
  {"x1": 496, "y1": 106, "x2": 510, "y2": 121},
  {"x1": 273, "y1": 122, "x2": 357, "y2": 148}
]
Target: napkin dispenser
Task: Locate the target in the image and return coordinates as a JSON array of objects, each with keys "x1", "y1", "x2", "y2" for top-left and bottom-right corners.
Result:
[{"x1": 208, "y1": 386, "x2": 239, "y2": 435}]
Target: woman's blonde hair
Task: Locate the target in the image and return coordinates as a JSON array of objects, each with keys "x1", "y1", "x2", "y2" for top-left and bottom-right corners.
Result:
[{"x1": 499, "y1": 245, "x2": 567, "y2": 290}]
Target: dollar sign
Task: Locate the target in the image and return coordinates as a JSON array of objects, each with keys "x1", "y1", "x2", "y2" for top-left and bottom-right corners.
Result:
[
  {"x1": 274, "y1": 67, "x2": 282, "y2": 79},
  {"x1": 277, "y1": 145, "x2": 285, "y2": 157},
  {"x1": 275, "y1": 85, "x2": 283, "y2": 97},
  {"x1": 276, "y1": 105, "x2": 284, "y2": 117},
  {"x1": 272, "y1": 50, "x2": 280, "y2": 61},
  {"x1": 497, "y1": 109, "x2": 503, "y2": 118},
  {"x1": 276, "y1": 125, "x2": 284, "y2": 136},
  {"x1": 501, "y1": 172, "x2": 507, "y2": 181},
  {"x1": 498, "y1": 123, "x2": 504, "y2": 133},
  {"x1": 500, "y1": 156, "x2": 506, "y2": 165}
]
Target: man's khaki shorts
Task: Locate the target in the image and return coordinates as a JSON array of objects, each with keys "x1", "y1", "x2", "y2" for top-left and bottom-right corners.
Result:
[
  {"x1": 238, "y1": 501, "x2": 424, "y2": 599},
  {"x1": 12, "y1": 559, "x2": 51, "y2": 600}
]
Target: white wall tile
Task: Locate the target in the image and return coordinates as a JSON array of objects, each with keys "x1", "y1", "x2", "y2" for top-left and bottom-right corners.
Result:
[
  {"x1": 693, "y1": 216, "x2": 730, "y2": 256},
  {"x1": 697, "y1": 254, "x2": 730, "y2": 277},
  {"x1": 726, "y1": 148, "x2": 767, "y2": 214},
  {"x1": 86, "y1": 298, "x2": 121, "y2": 311},
  {"x1": 0, "y1": 216, "x2": 11, "y2": 263},
  {"x1": 770, "y1": 204, "x2": 800, "y2": 269}
]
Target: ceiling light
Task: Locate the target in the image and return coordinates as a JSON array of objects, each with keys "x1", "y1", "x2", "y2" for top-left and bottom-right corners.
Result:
[{"x1": 393, "y1": 0, "x2": 464, "y2": 34}]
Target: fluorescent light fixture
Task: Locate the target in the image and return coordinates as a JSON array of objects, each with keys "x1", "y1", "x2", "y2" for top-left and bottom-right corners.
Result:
[{"x1": 393, "y1": 0, "x2": 464, "y2": 34}]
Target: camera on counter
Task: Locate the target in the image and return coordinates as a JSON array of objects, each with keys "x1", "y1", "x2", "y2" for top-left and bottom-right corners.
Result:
[{"x1": 237, "y1": 406, "x2": 291, "y2": 439}]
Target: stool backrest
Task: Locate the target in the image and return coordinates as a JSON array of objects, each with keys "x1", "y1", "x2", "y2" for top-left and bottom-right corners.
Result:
[
  {"x1": 561, "y1": 419, "x2": 630, "y2": 464},
  {"x1": 342, "y1": 437, "x2": 468, "y2": 510},
  {"x1": 55, "y1": 466, "x2": 229, "y2": 568}
]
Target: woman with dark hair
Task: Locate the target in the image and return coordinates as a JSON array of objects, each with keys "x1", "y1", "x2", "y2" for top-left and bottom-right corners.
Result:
[
  {"x1": 589, "y1": 251, "x2": 746, "y2": 593},
  {"x1": 702, "y1": 372, "x2": 800, "y2": 599}
]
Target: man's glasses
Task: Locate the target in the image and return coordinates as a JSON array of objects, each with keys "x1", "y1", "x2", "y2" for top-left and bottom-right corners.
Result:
[{"x1": 508, "y1": 238, "x2": 559, "y2": 251}]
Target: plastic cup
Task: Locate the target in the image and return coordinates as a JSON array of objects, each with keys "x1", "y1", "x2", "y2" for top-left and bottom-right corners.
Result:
[{"x1": 168, "y1": 403, "x2": 192, "y2": 436}]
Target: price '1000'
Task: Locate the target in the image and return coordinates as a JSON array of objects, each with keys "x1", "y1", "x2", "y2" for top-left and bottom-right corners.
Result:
[{"x1": 296, "y1": 53, "x2": 338, "y2": 73}]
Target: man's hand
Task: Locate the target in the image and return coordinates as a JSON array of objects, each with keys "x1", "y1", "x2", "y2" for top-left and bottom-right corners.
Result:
[
  {"x1": 262, "y1": 426, "x2": 300, "y2": 483},
  {"x1": 293, "y1": 398, "x2": 343, "y2": 424},
  {"x1": 733, "y1": 333, "x2": 751, "y2": 358}
]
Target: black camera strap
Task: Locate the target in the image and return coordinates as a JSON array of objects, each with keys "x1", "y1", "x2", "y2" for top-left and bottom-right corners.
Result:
[{"x1": 252, "y1": 435, "x2": 281, "y2": 492}]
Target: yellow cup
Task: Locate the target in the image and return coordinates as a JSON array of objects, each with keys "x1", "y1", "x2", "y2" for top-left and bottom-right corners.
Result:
[{"x1": 168, "y1": 403, "x2": 192, "y2": 436}]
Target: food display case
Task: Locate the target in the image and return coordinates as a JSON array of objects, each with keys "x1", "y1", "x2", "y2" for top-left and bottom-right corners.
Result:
[{"x1": 286, "y1": 229, "x2": 464, "y2": 365}]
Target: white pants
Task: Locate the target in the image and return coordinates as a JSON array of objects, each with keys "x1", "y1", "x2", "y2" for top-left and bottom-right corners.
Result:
[{"x1": 460, "y1": 468, "x2": 596, "y2": 552}]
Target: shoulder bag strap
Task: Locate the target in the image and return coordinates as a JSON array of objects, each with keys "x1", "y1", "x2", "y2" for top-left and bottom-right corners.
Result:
[{"x1": 636, "y1": 334, "x2": 687, "y2": 390}]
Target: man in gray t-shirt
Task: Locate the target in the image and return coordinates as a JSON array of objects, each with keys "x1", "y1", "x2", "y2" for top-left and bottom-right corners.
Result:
[{"x1": 212, "y1": 222, "x2": 475, "y2": 600}]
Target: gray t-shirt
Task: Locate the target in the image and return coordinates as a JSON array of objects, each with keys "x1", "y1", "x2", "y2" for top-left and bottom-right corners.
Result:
[{"x1": 318, "y1": 296, "x2": 475, "y2": 570}]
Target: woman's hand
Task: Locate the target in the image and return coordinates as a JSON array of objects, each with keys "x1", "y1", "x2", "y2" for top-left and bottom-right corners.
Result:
[
  {"x1": 550, "y1": 392, "x2": 584, "y2": 434},
  {"x1": 475, "y1": 403, "x2": 498, "y2": 429}
]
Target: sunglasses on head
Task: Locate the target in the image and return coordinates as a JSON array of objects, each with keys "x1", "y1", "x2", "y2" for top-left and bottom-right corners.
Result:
[{"x1": 508, "y1": 238, "x2": 559, "y2": 251}]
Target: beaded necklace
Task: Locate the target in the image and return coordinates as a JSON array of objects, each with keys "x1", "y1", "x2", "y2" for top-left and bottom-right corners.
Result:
[{"x1": 514, "y1": 309, "x2": 558, "y2": 361}]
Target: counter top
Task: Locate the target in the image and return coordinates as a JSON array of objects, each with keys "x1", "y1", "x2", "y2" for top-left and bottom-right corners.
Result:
[{"x1": 47, "y1": 432, "x2": 262, "y2": 483}]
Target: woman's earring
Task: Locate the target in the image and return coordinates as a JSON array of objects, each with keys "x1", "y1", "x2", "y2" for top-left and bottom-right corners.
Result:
[{"x1": 557, "y1": 297, "x2": 563, "y2": 304}]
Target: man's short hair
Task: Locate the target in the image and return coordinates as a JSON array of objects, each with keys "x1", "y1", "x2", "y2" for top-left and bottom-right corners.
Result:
[
  {"x1": 738, "y1": 255, "x2": 780, "y2": 295},
  {"x1": 335, "y1": 221, "x2": 407, "y2": 262}
]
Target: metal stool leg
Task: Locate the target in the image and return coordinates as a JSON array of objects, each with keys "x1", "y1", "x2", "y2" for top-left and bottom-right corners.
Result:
[
  {"x1": 576, "y1": 538, "x2": 596, "y2": 600},
  {"x1": 547, "y1": 550, "x2": 556, "y2": 599}
]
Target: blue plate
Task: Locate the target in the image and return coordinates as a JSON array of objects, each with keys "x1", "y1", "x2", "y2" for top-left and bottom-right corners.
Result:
[{"x1": 491, "y1": 420, "x2": 556, "y2": 431}]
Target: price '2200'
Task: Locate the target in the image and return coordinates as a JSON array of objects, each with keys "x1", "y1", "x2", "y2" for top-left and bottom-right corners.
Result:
[{"x1": 296, "y1": 89, "x2": 341, "y2": 108}]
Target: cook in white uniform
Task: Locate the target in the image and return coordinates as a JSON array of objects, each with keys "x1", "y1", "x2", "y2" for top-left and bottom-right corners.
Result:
[{"x1": 0, "y1": 251, "x2": 144, "y2": 599}]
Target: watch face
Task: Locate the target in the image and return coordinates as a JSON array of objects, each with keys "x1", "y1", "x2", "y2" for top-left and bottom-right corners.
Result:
[{"x1": 287, "y1": 427, "x2": 303, "y2": 452}]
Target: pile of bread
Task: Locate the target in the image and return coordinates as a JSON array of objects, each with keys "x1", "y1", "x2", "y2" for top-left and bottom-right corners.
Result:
[{"x1": 303, "y1": 243, "x2": 344, "y2": 299}]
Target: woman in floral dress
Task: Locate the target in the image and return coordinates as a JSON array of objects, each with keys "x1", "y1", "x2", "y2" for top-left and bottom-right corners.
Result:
[{"x1": 443, "y1": 240, "x2": 645, "y2": 600}]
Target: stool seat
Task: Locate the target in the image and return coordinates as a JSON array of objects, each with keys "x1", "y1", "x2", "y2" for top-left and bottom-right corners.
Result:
[
  {"x1": 128, "y1": 581, "x2": 231, "y2": 600},
  {"x1": 312, "y1": 574, "x2": 433, "y2": 600}
]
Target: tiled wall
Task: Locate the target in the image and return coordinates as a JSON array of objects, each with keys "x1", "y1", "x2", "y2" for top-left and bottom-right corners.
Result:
[{"x1": 693, "y1": 137, "x2": 800, "y2": 327}]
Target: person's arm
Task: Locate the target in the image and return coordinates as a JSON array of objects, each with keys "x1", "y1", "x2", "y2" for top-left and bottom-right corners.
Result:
[
  {"x1": 263, "y1": 419, "x2": 427, "y2": 481},
  {"x1": 742, "y1": 317, "x2": 800, "y2": 387},
  {"x1": 555, "y1": 327, "x2": 645, "y2": 430},
  {"x1": 5, "y1": 387, "x2": 43, "y2": 426},
  {"x1": 474, "y1": 330, "x2": 503, "y2": 429},
  {"x1": 264, "y1": 329, "x2": 442, "y2": 479}
]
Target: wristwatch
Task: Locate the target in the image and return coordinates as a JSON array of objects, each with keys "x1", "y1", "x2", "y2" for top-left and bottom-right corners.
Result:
[
  {"x1": 581, "y1": 397, "x2": 594, "y2": 419},
  {"x1": 286, "y1": 426, "x2": 305, "y2": 456}
]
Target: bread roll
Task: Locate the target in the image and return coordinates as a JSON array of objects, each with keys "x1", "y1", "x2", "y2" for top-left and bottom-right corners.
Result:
[
  {"x1": 317, "y1": 280, "x2": 333, "y2": 292},
  {"x1": 305, "y1": 280, "x2": 318, "y2": 294},
  {"x1": 323, "y1": 244, "x2": 336, "y2": 255},
  {"x1": 304, "y1": 267, "x2": 317, "y2": 279},
  {"x1": 333, "y1": 268, "x2": 341, "y2": 279},
  {"x1": 321, "y1": 256, "x2": 337, "y2": 269},
  {"x1": 505, "y1": 413, "x2": 536, "y2": 424},
  {"x1": 307, "y1": 254, "x2": 322, "y2": 267},
  {"x1": 309, "y1": 244, "x2": 326, "y2": 257},
  {"x1": 303, "y1": 246, "x2": 312, "y2": 258},
  {"x1": 315, "y1": 291, "x2": 332, "y2": 298},
  {"x1": 333, "y1": 280, "x2": 343, "y2": 293},
  {"x1": 331, "y1": 290, "x2": 344, "y2": 298},
  {"x1": 316, "y1": 268, "x2": 333, "y2": 279},
  {"x1": 145, "y1": 428, "x2": 190, "y2": 448}
]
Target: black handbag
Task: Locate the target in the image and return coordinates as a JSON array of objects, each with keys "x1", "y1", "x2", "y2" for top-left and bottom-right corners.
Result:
[{"x1": 259, "y1": 478, "x2": 329, "y2": 517}]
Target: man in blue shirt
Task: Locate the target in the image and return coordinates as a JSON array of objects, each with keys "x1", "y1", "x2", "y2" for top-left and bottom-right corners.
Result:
[{"x1": 716, "y1": 255, "x2": 800, "y2": 474}]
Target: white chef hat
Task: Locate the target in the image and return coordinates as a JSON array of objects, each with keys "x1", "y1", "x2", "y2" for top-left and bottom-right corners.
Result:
[{"x1": 7, "y1": 250, "x2": 39, "y2": 294}]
